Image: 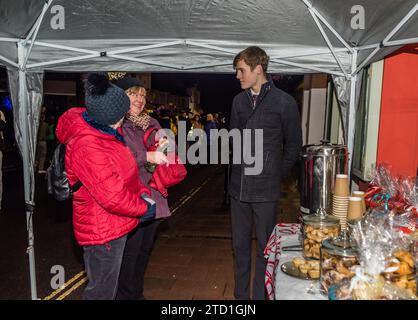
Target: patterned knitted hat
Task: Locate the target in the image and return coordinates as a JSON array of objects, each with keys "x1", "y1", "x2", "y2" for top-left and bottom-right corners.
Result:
[{"x1": 85, "y1": 73, "x2": 130, "y2": 126}]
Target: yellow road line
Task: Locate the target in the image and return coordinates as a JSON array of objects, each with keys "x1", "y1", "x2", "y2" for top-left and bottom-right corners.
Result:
[
  {"x1": 43, "y1": 270, "x2": 86, "y2": 300},
  {"x1": 170, "y1": 179, "x2": 209, "y2": 214},
  {"x1": 56, "y1": 276, "x2": 88, "y2": 300}
]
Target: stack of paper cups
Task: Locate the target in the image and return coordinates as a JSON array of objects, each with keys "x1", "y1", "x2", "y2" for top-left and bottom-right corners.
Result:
[{"x1": 332, "y1": 174, "x2": 350, "y2": 230}]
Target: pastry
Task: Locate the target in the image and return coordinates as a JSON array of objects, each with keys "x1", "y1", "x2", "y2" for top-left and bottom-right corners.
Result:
[
  {"x1": 299, "y1": 264, "x2": 310, "y2": 274},
  {"x1": 308, "y1": 269, "x2": 320, "y2": 279},
  {"x1": 292, "y1": 257, "x2": 306, "y2": 268}
]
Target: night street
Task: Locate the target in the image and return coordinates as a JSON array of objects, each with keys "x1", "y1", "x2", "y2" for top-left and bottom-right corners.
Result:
[{"x1": 0, "y1": 162, "x2": 225, "y2": 299}]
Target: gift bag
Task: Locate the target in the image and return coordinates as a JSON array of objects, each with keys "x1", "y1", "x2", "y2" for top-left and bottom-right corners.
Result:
[{"x1": 143, "y1": 128, "x2": 187, "y2": 197}]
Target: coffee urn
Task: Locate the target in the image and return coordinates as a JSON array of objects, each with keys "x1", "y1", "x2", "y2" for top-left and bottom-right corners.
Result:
[{"x1": 299, "y1": 141, "x2": 348, "y2": 215}]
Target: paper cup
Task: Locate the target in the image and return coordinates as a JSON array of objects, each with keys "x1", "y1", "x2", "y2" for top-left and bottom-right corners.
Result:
[
  {"x1": 347, "y1": 197, "x2": 363, "y2": 221},
  {"x1": 352, "y1": 191, "x2": 366, "y2": 214},
  {"x1": 334, "y1": 174, "x2": 349, "y2": 196}
]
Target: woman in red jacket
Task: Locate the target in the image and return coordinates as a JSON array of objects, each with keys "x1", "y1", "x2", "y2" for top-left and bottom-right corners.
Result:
[{"x1": 56, "y1": 73, "x2": 156, "y2": 300}]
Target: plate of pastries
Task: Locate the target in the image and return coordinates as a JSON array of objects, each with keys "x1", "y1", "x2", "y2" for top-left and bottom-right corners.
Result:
[{"x1": 281, "y1": 257, "x2": 320, "y2": 280}]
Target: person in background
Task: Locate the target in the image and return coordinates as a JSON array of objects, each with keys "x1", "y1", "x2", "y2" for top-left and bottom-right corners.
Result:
[
  {"x1": 213, "y1": 113, "x2": 220, "y2": 129},
  {"x1": 229, "y1": 46, "x2": 302, "y2": 300},
  {"x1": 191, "y1": 114, "x2": 203, "y2": 130},
  {"x1": 0, "y1": 109, "x2": 6, "y2": 212},
  {"x1": 204, "y1": 113, "x2": 217, "y2": 139},
  {"x1": 159, "y1": 109, "x2": 172, "y2": 130},
  {"x1": 46, "y1": 115, "x2": 57, "y2": 164},
  {"x1": 115, "y1": 76, "x2": 171, "y2": 300},
  {"x1": 204, "y1": 113, "x2": 218, "y2": 159},
  {"x1": 56, "y1": 73, "x2": 155, "y2": 300},
  {"x1": 35, "y1": 113, "x2": 49, "y2": 174}
]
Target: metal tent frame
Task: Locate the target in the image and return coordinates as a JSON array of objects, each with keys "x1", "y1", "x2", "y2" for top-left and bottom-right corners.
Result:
[{"x1": 0, "y1": 0, "x2": 416, "y2": 299}]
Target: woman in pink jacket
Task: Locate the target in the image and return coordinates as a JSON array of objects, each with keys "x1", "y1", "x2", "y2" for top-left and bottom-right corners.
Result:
[
  {"x1": 56, "y1": 73, "x2": 156, "y2": 300},
  {"x1": 114, "y1": 77, "x2": 171, "y2": 300}
]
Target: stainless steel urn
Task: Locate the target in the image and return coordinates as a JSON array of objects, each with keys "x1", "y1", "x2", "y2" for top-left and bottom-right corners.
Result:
[{"x1": 300, "y1": 141, "x2": 348, "y2": 215}]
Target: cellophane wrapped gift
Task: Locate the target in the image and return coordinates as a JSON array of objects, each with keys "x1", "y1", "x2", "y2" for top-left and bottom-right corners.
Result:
[
  {"x1": 366, "y1": 164, "x2": 418, "y2": 223},
  {"x1": 331, "y1": 210, "x2": 417, "y2": 300}
]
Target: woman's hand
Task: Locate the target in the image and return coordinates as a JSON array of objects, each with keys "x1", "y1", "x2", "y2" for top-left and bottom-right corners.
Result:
[
  {"x1": 146, "y1": 151, "x2": 168, "y2": 165},
  {"x1": 158, "y1": 137, "x2": 168, "y2": 148}
]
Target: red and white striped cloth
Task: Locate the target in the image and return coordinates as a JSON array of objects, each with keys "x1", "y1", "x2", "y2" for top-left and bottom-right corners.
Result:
[{"x1": 264, "y1": 223, "x2": 301, "y2": 300}]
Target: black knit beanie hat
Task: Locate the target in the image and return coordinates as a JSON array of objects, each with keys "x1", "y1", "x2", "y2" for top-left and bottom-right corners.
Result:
[
  {"x1": 85, "y1": 73, "x2": 130, "y2": 126},
  {"x1": 115, "y1": 76, "x2": 144, "y2": 91}
]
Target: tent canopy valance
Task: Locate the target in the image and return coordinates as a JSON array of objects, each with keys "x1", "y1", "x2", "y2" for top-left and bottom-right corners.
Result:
[{"x1": 0, "y1": 0, "x2": 417, "y2": 75}]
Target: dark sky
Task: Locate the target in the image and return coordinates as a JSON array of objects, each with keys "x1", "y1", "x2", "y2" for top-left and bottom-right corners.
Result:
[
  {"x1": 151, "y1": 73, "x2": 304, "y2": 114},
  {"x1": 0, "y1": 68, "x2": 304, "y2": 115},
  {"x1": 151, "y1": 72, "x2": 242, "y2": 114}
]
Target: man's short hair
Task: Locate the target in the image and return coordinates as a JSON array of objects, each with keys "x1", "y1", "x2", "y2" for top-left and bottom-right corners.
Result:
[{"x1": 233, "y1": 46, "x2": 269, "y2": 74}]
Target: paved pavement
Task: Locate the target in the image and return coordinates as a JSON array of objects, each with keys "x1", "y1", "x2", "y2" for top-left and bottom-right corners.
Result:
[{"x1": 0, "y1": 162, "x2": 300, "y2": 300}]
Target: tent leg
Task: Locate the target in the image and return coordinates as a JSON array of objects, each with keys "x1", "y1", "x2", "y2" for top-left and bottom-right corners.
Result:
[
  {"x1": 18, "y1": 42, "x2": 38, "y2": 300},
  {"x1": 347, "y1": 49, "x2": 358, "y2": 181}
]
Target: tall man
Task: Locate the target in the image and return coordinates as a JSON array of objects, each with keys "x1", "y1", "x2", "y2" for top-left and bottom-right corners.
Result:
[{"x1": 229, "y1": 46, "x2": 302, "y2": 300}]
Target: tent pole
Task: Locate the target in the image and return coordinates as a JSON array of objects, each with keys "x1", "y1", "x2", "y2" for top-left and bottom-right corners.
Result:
[
  {"x1": 25, "y1": 40, "x2": 99, "y2": 54},
  {"x1": 23, "y1": 0, "x2": 54, "y2": 47},
  {"x1": 354, "y1": 3, "x2": 417, "y2": 75},
  {"x1": 187, "y1": 40, "x2": 350, "y2": 59},
  {"x1": 106, "y1": 53, "x2": 182, "y2": 70},
  {"x1": 27, "y1": 53, "x2": 100, "y2": 69},
  {"x1": 382, "y1": 3, "x2": 418, "y2": 46},
  {"x1": 108, "y1": 40, "x2": 184, "y2": 55},
  {"x1": 185, "y1": 40, "x2": 237, "y2": 55},
  {"x1": 0, "y1": 54, "x2": 19, "y2": 68},
  {"x1": 347, "y1": 49, "x2": 358, "y2": 180},
  {"x1": 300, "y1": 0, "x2": 353, "y2": 53},
  {"x1": 22, "y1": 0, "x2": 54, "y2": 69},
  {"x1": 271, "y1": 47, "x2": 349, "y2": 60},
  {"x1": 17, "y1": 41, "x2": 38, "y2": 300},
  {"x1": 384, "y1": 37, "x2": 418, "y2": 47},
  {"x1": 183, "y1": 62, "x2": 233, "y2": 70},
  {"x1": 306, "y1": 5, "x2": 349, "y2": 78},
  {"x1": 270, "y1": 58, "x2": 345, "y2": 77},
  {"x1": 354, "y1": 46, "x2": 381, "y2": 74},
  {"x1": 0, "y1": 37, "x2": 19, "y2": 43}
]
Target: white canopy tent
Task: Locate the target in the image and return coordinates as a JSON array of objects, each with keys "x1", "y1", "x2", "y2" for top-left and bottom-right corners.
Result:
[{"x1": 0, "y1": 0, "x2": 417, "y2": 299}]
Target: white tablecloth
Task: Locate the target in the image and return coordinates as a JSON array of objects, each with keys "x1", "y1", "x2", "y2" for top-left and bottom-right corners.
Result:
[{"x1": 265, "y1": 223, "x2": 327, "y2": 300}]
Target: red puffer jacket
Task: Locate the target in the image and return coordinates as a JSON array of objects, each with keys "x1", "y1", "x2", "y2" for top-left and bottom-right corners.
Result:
[{"x1": 56, "y1": 107, "x2": 150, "y2": 246}]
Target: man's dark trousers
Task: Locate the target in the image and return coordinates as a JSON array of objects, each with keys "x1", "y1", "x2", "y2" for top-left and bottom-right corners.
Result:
[{"x1": 230, "y1": 197, "x2": 277, "y2": 300}]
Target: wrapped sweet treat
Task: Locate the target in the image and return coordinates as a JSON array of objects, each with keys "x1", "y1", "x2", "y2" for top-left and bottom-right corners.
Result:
[
  {"x1": 366, "y1": 164, "x2": 398, "y2": 211},
  {"x1": 320, "y1": 237, "x2": 359, "y2": 294},
  {"x1": 344, "y1": 210, "x2": 417, "y2": 300},
  {"x1": 366, "y1": 164, "x2": 418, "y2": 222}
]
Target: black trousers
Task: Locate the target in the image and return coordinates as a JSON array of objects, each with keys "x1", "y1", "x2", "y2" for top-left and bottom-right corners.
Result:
[
  {"x1": 230, "y1": 197, "x2": 277, "y2": 300},
  {"x1": 83, "y1": 235, "x2": 127, "y2": 300},
  {"x1": 116, "y1": 219, "x2": 160, "y2": 300}
]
